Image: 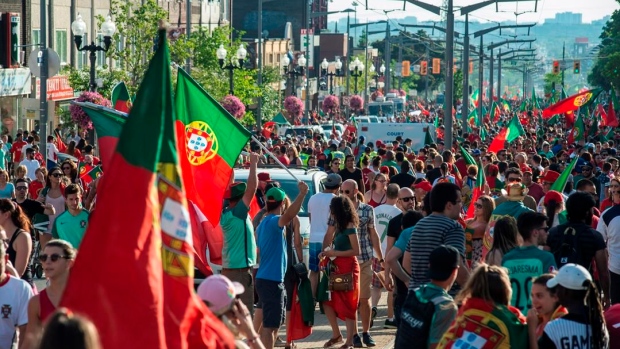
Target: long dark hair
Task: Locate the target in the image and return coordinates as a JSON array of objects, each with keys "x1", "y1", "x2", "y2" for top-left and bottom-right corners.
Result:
[
  {"x1": 0, "y1": 199, "x2": 30, "y2": 230},
  {"x1": 559, "y1": 281, "x2": 607, "y2": 348},
  {"x1": 488, "y1": 216, "x2": 519, "y2": 258},
  {"x1": 329, "y1": 196, "x2": 359, "y2": 232}
]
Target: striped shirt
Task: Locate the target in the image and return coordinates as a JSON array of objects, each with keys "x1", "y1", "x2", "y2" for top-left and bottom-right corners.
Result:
[
  {"x1": 538, "y1": 313, "x2": 609, "y2": 349},
  {"x1": 406, "y1": 213, "x2": 465, "y2": 293}
]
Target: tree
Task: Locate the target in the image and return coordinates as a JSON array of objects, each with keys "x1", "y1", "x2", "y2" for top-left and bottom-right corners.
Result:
[
  {"x1": 357, "y1": 29, "x2": 367, "y2": 48},
  {"x1": 589, "y1": 6, "x2": 620, "y2": 90},
  {"x1": 543, "y1": 72, "x2": 562, "y2": 100},
  {"x1": 63, "y1": 66, "x2": 130, "y2": 100},
  {"x1": 453, "y1": 68, "x2": 463, "y2": 104}
]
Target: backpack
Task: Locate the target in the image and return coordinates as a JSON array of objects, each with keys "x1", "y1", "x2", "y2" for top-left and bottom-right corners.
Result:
[
  {"x1": 552, "y1": 225, "x2": 589, "y2": 270},
  {"x1": 394, "y1": 287, "x2": 452, "y2": 349}
]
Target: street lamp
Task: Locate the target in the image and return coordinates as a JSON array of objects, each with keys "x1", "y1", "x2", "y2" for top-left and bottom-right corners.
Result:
[
  {"x1": 349, "y1": 57, "x2": 364, "y2": 94},
  {"x1": 217, "y1": 43, "x2": 247, "y2": 95},
  {"x1": 71, "y1": 13, "x2": 116, "y2": 92},
  {"x1": 282, "y1": 54, "x2": 306, "y2": 96},
  {"x1": 321, "y1": 58, "x2": 343, "y2": 95},
  {"x1": 370, "y1": 63, "x2": 385, "y2": 92}
]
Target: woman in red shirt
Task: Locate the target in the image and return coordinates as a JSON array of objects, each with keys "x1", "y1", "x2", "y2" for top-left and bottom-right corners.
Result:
[
  {"x1": 29, "y1": 167, "x2": 47, "y2": 199},
  {"x1": 24, "y1": 239, "x2": 75, "y2": 341}
]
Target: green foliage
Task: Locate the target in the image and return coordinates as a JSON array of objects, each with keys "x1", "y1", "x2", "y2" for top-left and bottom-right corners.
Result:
[
  {"x1": 453, "y1": 69, "x2": 463, "y2": 103},
  {"x1": 62, "y1": 66, "x2": 130, "y2": 100},
  {"x1": 543, "y1": 72, "x2": 562, "y2": 100},
  {"x1": 589, "y1": 8, "x2": 620, "y2": 90},
  {"x1": 358, "y1": 29, "x2": 368, "y2": 48}
]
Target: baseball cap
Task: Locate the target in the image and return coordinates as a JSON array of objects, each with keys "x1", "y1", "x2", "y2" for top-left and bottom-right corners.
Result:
[
  {"x1": 544, "y1": 190, "x2": 564, "y2": 206},
  {"x1": 322, "y1": 173, "x2": 342, "y2": 188},
  {"x1": 427, "y1": 245, "x2": 459, "y2": 281},
  {"x1": 258, "y1": 172, "x2": 271, "y2": 181},
  {"x1": 197, "y1": 275, "x2": 245, "y2": 316},
  {"x1": 471, "y1": 149, "x2": 481, "y2": 156},
  {"x1": 266, "y1": 187, "x2": 286, "y2": 202},
  {"x1": 540, "y1": 170, "x2": 560, "y2": 183},
  {"x1": 414, "y1": 181, "x2": 432, "y2": 192},
  {"x1": 225, "y1": 182, "x2": 247, "y2": 200},
  {"x1": 546, "y1": 263, "x2": 592, "y2": 290}
]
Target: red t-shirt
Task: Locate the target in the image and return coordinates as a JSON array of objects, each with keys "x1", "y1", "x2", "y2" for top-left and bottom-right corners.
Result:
[
  {"x1": 361, "y1": 168, "x2": 373, "y2": 192},
  {"x1": 10, "y1": 140, "x2": 26, "y2": 162},
  {"x1": 606, "y1": 304, "x2": 620, "y2": 348},
  {"x1": 29, "y1": 180, "x2": 44, "y2": 200}
]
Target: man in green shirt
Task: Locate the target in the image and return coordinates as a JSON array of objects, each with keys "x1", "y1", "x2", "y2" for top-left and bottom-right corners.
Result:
[
  {"x1": 502, "y1": 211, "x2": 556, "y2": 312},
  {"x1": 52, "y1": 183, "x2": 89, "y2": 248},
  {"x1": 220, "y1": 153, "x2": 259, "y2": 315}
]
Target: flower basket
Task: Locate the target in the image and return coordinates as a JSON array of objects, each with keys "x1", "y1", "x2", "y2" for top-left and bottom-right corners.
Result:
[
  {"x1": 68, "y1": 91, "x2": 112, "y2": 130},
  {"x1": 220, "y1": 95, "x2": 246, "y2": 119},
  {"x1": 284, "y1": 96, "x2": 304, "y2": 118},
  {"x1": 322, "y1": 95, "x2": 340, "y2": 115},
  {"x1": 349, "y1": 95, "x2": 364, "y2": 111}
]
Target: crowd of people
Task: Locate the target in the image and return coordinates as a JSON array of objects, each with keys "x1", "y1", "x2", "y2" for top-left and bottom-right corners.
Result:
[{"x1": 6, "y1": 97, "x2": 620, "y2": 349}]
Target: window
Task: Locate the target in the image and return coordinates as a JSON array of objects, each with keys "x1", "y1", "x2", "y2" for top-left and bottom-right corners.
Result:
[
  {"x1": 96, "y1": 34, "x2": 105, "y2": 67},
  {"x1": 77, "y1": 32, "x2": 87, "y2": 69},
  {"x1": 32, "y1": 29, "x2": 41, "y2": 45},
  {"x1": 55, "y1": 30, "x2": 68, "y2": 65},
  {"x1": 114, "y1": 35, "x2": 124, "y2": 69}
]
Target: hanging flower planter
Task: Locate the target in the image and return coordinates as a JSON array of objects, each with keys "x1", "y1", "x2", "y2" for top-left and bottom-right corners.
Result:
[
  {"x1": 371, "y1": 91, "x2": 383, "y2": 101},
  {"x1": 68, "y1": 91, "x2": 112, "y2": 130},
  {"x1": 284, "y1": 96, "x2": 304, "y2": 119},
  {"x1": 220, "y1": 95, "x2": 246, "y2": 119},
  {"x1": 349, "y1": 95, "x2": 364, "y2": 111},
  {"x1": 322, "y1": 95, "x2": 340, "y2": 115}
]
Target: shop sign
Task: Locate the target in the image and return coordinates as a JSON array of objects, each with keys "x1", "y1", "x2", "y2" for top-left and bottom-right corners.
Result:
[
  {"x1": 0, "y1": 68, "x2": 31, "y2": 97},
  {"x1": 36, "y1": 76, "x2": 75, "y2": 101}
]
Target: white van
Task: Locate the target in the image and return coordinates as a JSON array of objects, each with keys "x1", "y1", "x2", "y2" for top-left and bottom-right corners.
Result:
[{"x1": 356, "y1": 122, "x2": 435, "y2": 150}]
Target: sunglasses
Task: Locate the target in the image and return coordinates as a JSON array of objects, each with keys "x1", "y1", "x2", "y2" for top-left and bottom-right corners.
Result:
[
  {"x1": 51, "y1": 173, "x2": 62, "y2": 178},
  {"x1": 333, "y1": 163, "x2": 341, "y2": 166},
  {"x1": 62, "y1": 167, "x2": 71, "y2": 170},
  {"x1": 38, "y1": 253, "x2": 70, "y2": 262},
  {"x1": 400, "y1": 196, "x2": 414, "y2": 202},
  {"x1": 507, "y1": 178, "x2": 522, "y2": 182},
  {"x1": 16, "y1": 186, "x2": 27, "y2": 191},
  {"x1": 474, "y1": 203, "x2": 483, "y2": 209},
  {"x1": 340, "y1": 190, "x2": 351, "y2": 194}
]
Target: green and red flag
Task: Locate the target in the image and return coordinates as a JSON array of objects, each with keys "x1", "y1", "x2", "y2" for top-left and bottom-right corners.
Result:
[
  {"x1": 61, "y1": 29, "x2": 234, "y2": 349},
  {"x1": 460, "y1": 146, "x2": 487, "y2": 219},
  {"x1": 480, "y1": 124, "x2": 488, "y2": 141},
  {"x1": 500, "y1": 98, "x2": 511, "y2": 112},
  {"x1": 490, "y1": 101, "x2": 501, "y2": 123},
  {"x1": 488, "y1": 127, "x2": 508, "y2": 154},
  {"x1": 424, "y1": 126, "x2": 435, "y2": 145},
  {"x1": 111, "y1": 81, "x2": 133, "y2": 113},
  {"x1": 73, "y1": 101, "x2": 128, "y2": 166},
  {"x1": 550, "y1": 157, "x2": 578, "y2": 193},
  {"x1": 607, "y1": 96, "x2": 619, "y2": 127},
  {"x1": 487, "y1": 116, "x2": 524, "y2": 154},
  {"x1": 531, "y1": 87, "x2": 541, "y2": 113},
  {"x1": 78, "y1": 164, "x2": 103, "y2": 185},
  {"x1": 467, "y1": 108, "x2": 480, "y2": 127},
  {"x1": 542, "y1": 88, "x2": 602, "y2": 118},
  {"x1": 471, "y1": 89, "x2": 480, "y2": 107},
  {"x1": 77, "y1": 161, "x2": 93, "y2": 179},
  {"x1": 175, "y1": 68, "x2": 251, "y2": 227},
  {"x1": 567, "y1": 114, "x2": 585, "y2": 144}
]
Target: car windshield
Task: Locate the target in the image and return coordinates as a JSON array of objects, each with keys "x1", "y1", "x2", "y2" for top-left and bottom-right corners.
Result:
[{"x1": 285, "y1": 128, "x2": 313, "y2": 137}]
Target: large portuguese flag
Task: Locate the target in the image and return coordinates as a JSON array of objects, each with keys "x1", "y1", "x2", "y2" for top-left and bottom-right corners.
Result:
[
  {"x1": 61, "y1": 29, "x2": 234, "y2": 349},
  {"x1": 542, "y1": 88, "x2": 602, "y2": 118},
  {"x1": 175, "y1": 68, "x2": 251, "y2": 226},
  {"x1": 73, "y1": 101, "x2": 127, "y2": 166}
]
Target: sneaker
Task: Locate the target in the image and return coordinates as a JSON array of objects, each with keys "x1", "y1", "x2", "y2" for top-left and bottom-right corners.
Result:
[
  {"x1": 353, "y1": 334, "x2": 363, "y2": 348},
  {"x1": 384, "y1": 318, "x2": 397, "y2": 329},
  {"x1": 362, "y1": 332, "x2": 376, "y2": 347}
]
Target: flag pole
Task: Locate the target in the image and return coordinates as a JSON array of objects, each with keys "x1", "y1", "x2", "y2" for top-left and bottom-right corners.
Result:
[{"x1": 251, "y1": 135, "x2": 301, "y2": 182}]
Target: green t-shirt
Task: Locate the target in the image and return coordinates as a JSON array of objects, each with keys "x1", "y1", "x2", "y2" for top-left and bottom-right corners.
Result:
[
  {"x1": 502, "y1": 245, "x2": 557, "y2": 312},
  {"x1": 52, "y1": 209, "x2": 89, "y2": 248},
  {"x1": 220, "y1": 201, "x2": 257, "y2": 268},
  {"x1": 333, "y1": 228, "x2": 356, "y2": 251},
  {"x1": 417, "y1": 283, "x2": 458, "y2": 346},
  {"x1": 381, "y1": 160, "x2": 398, "y2": 169},
  {"x1": 0, "y1": 147, "x2": 7, "y2": 170}
]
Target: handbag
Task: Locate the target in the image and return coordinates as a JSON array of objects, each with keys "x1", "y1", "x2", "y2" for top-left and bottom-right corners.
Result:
[{"x1": 328, "y1": 271, "x2": 354, "y2": 292}]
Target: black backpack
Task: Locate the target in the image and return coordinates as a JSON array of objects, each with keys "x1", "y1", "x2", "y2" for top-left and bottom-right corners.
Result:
[
  {"x1": 552, "y1": 225, "x2": 589, "y2": 270},
  {"x1": 395, "y1": 286, "x2": 452, "y2": 349}
]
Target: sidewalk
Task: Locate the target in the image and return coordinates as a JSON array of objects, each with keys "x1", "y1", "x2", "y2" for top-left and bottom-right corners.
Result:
[{"x1": 279, "y1": 291, "x2": 396, "y2": 349}]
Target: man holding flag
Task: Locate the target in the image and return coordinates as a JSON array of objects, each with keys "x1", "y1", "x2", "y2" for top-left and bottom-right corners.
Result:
[{"x1": 221, "y1": 153, "x2": 260, "y2": 315}]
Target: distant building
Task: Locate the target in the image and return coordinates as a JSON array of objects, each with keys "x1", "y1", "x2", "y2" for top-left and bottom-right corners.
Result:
[
  {"x1": 232, "y1": 0, "x2": 328, "y2": 51},
  {"x1": 545, "y1": 12, "x2": 582, "y2": 25}
]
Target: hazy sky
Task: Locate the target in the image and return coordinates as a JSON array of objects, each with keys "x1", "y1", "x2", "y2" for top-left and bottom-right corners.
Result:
[{"x1": 330, "y1": 0, "x2": 619, "y2": 24}]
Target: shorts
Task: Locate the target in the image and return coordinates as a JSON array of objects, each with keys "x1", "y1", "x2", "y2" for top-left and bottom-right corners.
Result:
[
  {"x1": 359, "y1": 259, "x2": 373, "y2": 299},
  {"x1": 371, "y1": 258, "x2": 384, "y2": 289},
  {"x1": 309, "y1": 242, "x2": 323, "y2": 272},
  {"x1": 256, "y1": 278, "x2": 286, "y2": 328},
  {"x1": 221, "y1": 268, "x2": 254, "y2": 315}
]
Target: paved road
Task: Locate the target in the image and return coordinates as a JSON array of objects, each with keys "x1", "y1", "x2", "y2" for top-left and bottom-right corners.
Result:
[{"x1": 33, "y1": 278, "x2": 396, "y2": 348}]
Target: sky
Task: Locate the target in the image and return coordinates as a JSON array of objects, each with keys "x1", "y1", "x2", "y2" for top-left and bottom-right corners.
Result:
[{"x1": 330, "y1": 0, "x2": 619, "y2": 24}]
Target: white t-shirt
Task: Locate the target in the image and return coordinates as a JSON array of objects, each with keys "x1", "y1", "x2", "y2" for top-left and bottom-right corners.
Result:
[
  {"x1": 373, "y1": 204, "x2": 401, "y2": 256},
  {"x1": 20, "y1": 144, "x2": 32, "y2": 161},
  {"x1": 308, "y1": 192, "x2": 336, "y2": 243},
  {"x1": 19, "y1": 159, "x2": 40, "y2": 180},
  {"x1": 0, "y1": 275, "x2": 33, "y2": 349},
  {"x1": 46, "y1": 142, "x2": 59, "y2": 162}
]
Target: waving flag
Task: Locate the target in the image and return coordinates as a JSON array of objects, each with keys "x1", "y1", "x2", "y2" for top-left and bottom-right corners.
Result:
[
  {"x1": 550, "y1": 157, "x2": 578, "y2": 193},
  {"x1": 568, "y1": 114, "x2": 585, "y2": 144},
  {"x1": 111, "y1": 81, "x2": 133, "y2": 113},
  {"x1": 542, "y1": 88, "x2": 602, "y2": 118},
  {"x1": 490, "y1": 102, "x2": 501, "y2": 123},
  {"x1": 460, "y1": 146, "x2": 487, "y2": 219},
  {"x1": 61, "y1": 29, "x2": 234, "y2": 349},
  {"x1": 607, "y1": 97, "x2": 619, "y2": 127}
]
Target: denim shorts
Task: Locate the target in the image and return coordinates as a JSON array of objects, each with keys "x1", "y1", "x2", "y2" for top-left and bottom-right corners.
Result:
[{"x1": 309, "y1": 242, "x2": 323, "y2": 272}]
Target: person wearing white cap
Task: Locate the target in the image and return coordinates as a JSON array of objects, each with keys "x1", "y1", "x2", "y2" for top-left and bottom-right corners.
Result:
[
  {"x1": 197, "y1": 275, "x2": 265, "y2": 349},
  {"x1": 537, "y1": 264, "x2": 609, "y2": 349}
]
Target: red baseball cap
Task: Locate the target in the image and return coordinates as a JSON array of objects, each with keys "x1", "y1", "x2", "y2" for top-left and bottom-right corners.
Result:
[{"x1": 414, "y1": 181, "x2": 432, "y2": 192}]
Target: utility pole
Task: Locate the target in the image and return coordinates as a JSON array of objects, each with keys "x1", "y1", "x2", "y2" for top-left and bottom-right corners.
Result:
[
  {"x1": 186, "y1": 0, "x2": 191, "y2": 72},
  {"x1": 40, "y1": 0, "x2": 48, "y2": 165},
  {"x1": 461, "y1": 14, "x2": 469, "y2": 124},
  {"x1": 561, "y1": 42, "x2": 565, "y2": 89},
  {"x1": 425, "y1": 43, "x2": 429, "y2": 101},
  {"x1": 497, "y1": 49, "x2": 501, "y2": 99},
  {"x1": 489, "y1": 47, "x2": 494, "y2": 103},
  {"x1": 346, "y1": 11, "x2": 351, "y2": 96},
  {"x1": 398, "y1": 36, "x2": 403, "y2": 91},
  {"x1": 257, "y1": 0, "x2": 263, "y2": 130},
  {"x1": 384, "y1": 22, "x2": 391, "y2": 95}
]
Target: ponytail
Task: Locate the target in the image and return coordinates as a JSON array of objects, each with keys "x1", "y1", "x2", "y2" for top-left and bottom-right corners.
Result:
[{"x1": 586, "y1": 280, "x2": 607, "y2": 348}]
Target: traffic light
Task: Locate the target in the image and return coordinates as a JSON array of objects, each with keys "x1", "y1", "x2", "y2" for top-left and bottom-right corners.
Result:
[
  {"x1": 402, "y1": 60, "x2": 410, "y2": 77},
  {"x1": 420, "y1": 60, "x2": 427, "y2": 75},
  {"x1": 469, "y1": 60, "x2": 474, "y2": 74},
  {"x1": 552, "y1": 60, "x2": 560, "y2": 74},
  {"x1": 432, "y1": 58, "x2": 441, "y2": 74},
  {"x1": 573, "y1": 60, "x2": 581, "y2": 74}
]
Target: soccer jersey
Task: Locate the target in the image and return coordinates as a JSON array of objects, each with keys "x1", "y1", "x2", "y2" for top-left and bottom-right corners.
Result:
[
  {"x1": 373, "y1": 204, "x2": 401, "y2": 256},
  {"x1": 0, "y1": 275, "x2": 34, "y2": 349},
  {"x1": 52, "y1": 209, "x2": 90, "y2": 248},
  {"x1": 502, "y1": 245, "x2": 557, "y2": 312}
]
